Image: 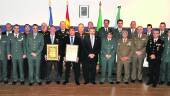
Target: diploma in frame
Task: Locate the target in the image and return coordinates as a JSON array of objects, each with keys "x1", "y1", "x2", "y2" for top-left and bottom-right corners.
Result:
[
  {"x1": 66, "y1": 44, "x2": 78, "y2": 62},
  {"x1": 47, "y1": 44, "x2": 58, "y2": 61}
]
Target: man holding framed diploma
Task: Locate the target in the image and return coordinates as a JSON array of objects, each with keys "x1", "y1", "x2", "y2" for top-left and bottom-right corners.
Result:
[
  {"x1": 63, "y1": 26, "x2": 81, "y2": 85},
  {"x1": 44, "y1": 25, "x2": 61, "y2": 84}
]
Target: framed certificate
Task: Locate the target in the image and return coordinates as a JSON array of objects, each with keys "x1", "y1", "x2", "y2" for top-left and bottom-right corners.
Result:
[
  {"x1": 66, "y1": 44, "x2": 78, "y2": 62},
  {"x1": 47, "y1": 44, "x2": 59, "y2": 61}
]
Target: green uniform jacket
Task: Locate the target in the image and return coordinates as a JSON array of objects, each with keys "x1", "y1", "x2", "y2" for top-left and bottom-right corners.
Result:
[{"x1": 0, "y1": 35, "x2": 8, "y2": 59}]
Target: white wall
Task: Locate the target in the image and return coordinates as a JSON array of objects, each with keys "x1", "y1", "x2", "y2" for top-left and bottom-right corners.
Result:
[{"x1": 0, "y1": 0, "x2": 169, "y2": 28}]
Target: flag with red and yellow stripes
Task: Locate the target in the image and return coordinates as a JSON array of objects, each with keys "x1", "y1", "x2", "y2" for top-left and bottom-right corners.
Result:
[{"x1": 65, "y1": 0, "x2": 70, "y2": 29}]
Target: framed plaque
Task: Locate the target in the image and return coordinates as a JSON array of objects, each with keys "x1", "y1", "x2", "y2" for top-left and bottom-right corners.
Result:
[
  {"x1": 47, "y1": 44, "x2": 58, "y2": 61},
  {"x1": 66, "y1": 44, "x2": 78, "y2": 62},
  {"x1": 79, "y1": 5, "x2": 89, "y2": 18}
]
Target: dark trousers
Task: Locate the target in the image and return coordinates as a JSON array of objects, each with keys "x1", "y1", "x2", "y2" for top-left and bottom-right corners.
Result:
[
  {"x1": 23, "y1": 58, "x2": 28, "y2": 79},
  {"x1": 40, "y1": 55, "x2": 47, "y2": 80},
  {"x1": 7, "y1": 60, "x2": 12, "y2": 80},
  {"x1": 64, "y1": 62, "x2": 80, "y2": 82},
  {"x1": 148, "y1": 60, "x2": 161, "y2": 85},
  {"x1": 84, "y1": 61, "x2": 97, "y2": 83},
  {"x1": 46, "y1": 61, "x2": 61, "y2": 82},
  {"x1": 58, "y1": 57, "x2": 64, "y2": 78}
]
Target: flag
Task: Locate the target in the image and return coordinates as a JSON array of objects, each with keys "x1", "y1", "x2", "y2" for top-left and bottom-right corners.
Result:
[
  {"x1": 114, "y1": 6, "x2": 121, "y2": 28},
  {"x1": 65, "y1": 0, "x2": 70, "y2": 29},
  {"x1": 96, "y1": 1, "x2": 102, "y2": 32},
  {"x1": 49, "y1": 0, "x2": 53, "y2": 26}
]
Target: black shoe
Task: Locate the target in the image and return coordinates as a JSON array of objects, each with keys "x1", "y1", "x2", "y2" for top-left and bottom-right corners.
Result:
[
  {"x1": 20, "y1": 81, "x2": 25, "y2": 85},
  {"x1": 84, "y1": 82, "x2": 89, "y2": 85},
  {"x1": 167, "y1": 82, "x2": 170, "y2": 86},
  {"x1": 124, "y1": 82, "x2": 129, "y2": 84},
  {"x1": 138, "y1": 80, "x2": 143, "y2": 83},
  {"x1": 76, "y1": 81, "x2": 80, "y2": 85},
  {"x1": 4, "y1": 80, "x2": 8, "y2": 84},
  {"x1": 12, "y1": 82, "x2": 17, "y2": 85},
  {"x1": 63, "y1": 81, "x2": 68, "y2": 85},
  {"x1": 152, "y1": 84, "x2": 157, "y2": 87},
  {"x1": 38, "y1": 82, "x2": 42, "y2": 85},
  {"x1": 131, "y1": 80, "x2": 135, "y2": 83},
  {"x1": 91, "y1": 82, "x2": 96, "y2": 85},
  {"x1": 46, "y1": 81, "x2": 51, "y2": 84},
  {"x1": 109, "y1": 82, "x2": 114, "y2": 84},
  {"x1": 56, "y1": 81, "x2": 60, "y2": 84},
  {"x1": 116, "y1": 82, "x2": 120, "y2": 84},
  {"x1": 159, "y1": 81, "x2": 164, "y2": 85},
  {"x1": 99, "y1": 82, "x2": 104, "y2": 84},
  {"x1": 29, "y1": 83, "x2": 33, "y2": 86}
]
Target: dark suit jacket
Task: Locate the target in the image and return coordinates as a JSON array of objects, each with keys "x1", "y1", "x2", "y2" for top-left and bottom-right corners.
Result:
[
  {"x1": 146, "y1": 38, "x2": 164, "y2": 61},
  {"x1": 44, "y1": 34, "x2": 61, "y2": 56},
  {"x1": 84, "y1": 35, "x2": 101, "y2": 63},
  {"x1": 97, "y1": 27, "x2": 113, "y2": 39},
  {"x1": 63, "y1": 35, "x2": 81, "y2": 58},
  {"x1": 127, "y1": 28, "x2": 137, "y2": 39}
]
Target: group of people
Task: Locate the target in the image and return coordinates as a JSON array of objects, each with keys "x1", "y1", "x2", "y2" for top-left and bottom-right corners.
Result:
[{"x1": 0, "y1": 19, "x2": 170, "y2": 88}]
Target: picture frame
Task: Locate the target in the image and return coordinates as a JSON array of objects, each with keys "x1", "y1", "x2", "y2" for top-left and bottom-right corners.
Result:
[
  {"x1": 79, "y1": 5, "x2": 89, "y2": 18},
  {"x1": 47, "y1": 44, "x2": 59, "y2": 61},
  {"x1": 65, "y1": 44, "x2": 79, "y2": 62}
]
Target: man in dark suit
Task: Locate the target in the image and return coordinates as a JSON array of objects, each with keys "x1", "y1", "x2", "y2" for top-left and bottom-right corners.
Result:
[
  {"x1": 146, "y1": 29, "x2": 164, "y2": 87},
  {"x1": 84, "y1": 27, "x2": 101, "y2": 84},
  {"x1": 98, "y1": 19, "x2": 113, "y2": 39},
  {"x1": 146, "y1": 24, "x2": 153, "y2": 38},
  {"x1": 127, "y1": 21, "x2": 137, "y2": 39},
  {"x1": 159, "y1": 22, "x2": 167, "y2": 40},
  {"x1": 57, "y1": 21, "x2": 69, "y2": 84},
  {"x1": 39, "y1": 23, "x2": 49, "y2": 80},
  {"x1": 44, "y1": 25, "x2": 61, "y2": 84},
  {"x1": 114, "y1": 19, "x2": 124, "y2": 41},
  {"x1": 63, "y1": 26, "x2": 81, "y2": 85}
]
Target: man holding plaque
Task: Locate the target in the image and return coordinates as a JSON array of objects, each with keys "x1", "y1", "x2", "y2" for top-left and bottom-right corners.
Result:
[
  {"x1": 63, "y1": 26, "x2": 81, "y2": 85},
  {"x1": 84, "y1": 28, "x2": 101, "y2": 84},
  {"x1": 44, "y1": 25, "x2": 61, "y2": 84}
]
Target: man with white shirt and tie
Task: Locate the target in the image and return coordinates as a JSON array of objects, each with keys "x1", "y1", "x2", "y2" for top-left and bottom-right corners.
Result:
[
  {"x1": 44, "y1": 25, "x2": 61, "y2": 84},
  {"x1": 7, "y1": 24, "x2": 26, "y2": 85},
  {"x1": 127, "y1": 21, "x2": 137, "y2": 39},
  {"x1": 160, "y1": 30, "x2": 170, "y2": 86},
  {"x1": 131, "y1": 26, "x2": 148, "y2": 83},
  {"x1": 146, "y1": 29, "x2": 164, "y2": 87},
  {"x1": 159, "y1": 22, "x2": 167, "y2": 40},
  {"x1": 26, "y1": 24, "x2": 44, "y2": 86},
  {"x1": 0, "y1": 26, "x2": 8, "y2": 84},
  {"x1": 114, "y1": 19, "x2": 124, "y2": 42},
  {"x1": 146, "y1": 24, "x2": 153, "y2": 38},
  {"x1": 62, "y1": 26, "x2": 81, "y2": 85},
  {"x1": 84, "y1": 28, "x2": 101, "y2": 84},
  {"x1": 2, "y1": 23, "x2": 13, "y2": 36}
]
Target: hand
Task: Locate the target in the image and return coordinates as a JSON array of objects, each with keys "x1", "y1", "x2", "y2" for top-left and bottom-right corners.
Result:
[
  {"x1": 150, "y1": 54, "x2": 156, "y2": 59},
  {"x1": 105, "y1": 54, "x2": 111, "y2": 59},
  {"x1": 136, "y1": 51, "x2": 142, "y2": 56},
  {"x1": 88, "y1": 54, "x2": 95, "y2": 59},
  {"x1": 31, "y1": 52, "x2": 37, "y2": 57},
  {"x1": 44, "y1": 55, "x2": 47, "y2": 61},
  {"x1": 23, "y1": 54, "x2": 26, "y2": 59},
  {"x1": 120, "y1": 56, "x2": 129, "y2": 61},
  {"x1": 7, "y1": 54, "x2": 11, "y2": 60}
]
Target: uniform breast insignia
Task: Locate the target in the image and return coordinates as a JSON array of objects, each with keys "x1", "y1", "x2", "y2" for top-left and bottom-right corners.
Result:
[
  {"x1": 18, "y1": 38, "x2": 23, "y2": 41},
  {"x1": 127, "y1": 42, "x2": 131, "y2": 46}
]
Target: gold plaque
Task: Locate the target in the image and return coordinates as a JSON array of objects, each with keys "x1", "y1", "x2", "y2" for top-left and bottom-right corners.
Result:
[
  {"x1": 47, "y1": 44, "x2": 58, "y2": 61},
  {"x1": 66, "y1": 44, "x2": 79, "y2": 62}
]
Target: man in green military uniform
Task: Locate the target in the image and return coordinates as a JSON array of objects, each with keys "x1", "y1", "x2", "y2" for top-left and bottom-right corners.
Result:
[
  {"x1": 7, "y1": 24, "x2": 26, "y2": 85},
  {"x1": 116, "y1": 30, "x2": 133, "y2": 84},
  {"x1": 0, "y1": 26, "x2": 8, "y2": 83},
  {"x1": 26, "y1": 24, "x2": 44, "y2": 86},
  {"x1": 100, "y1": 32, "x2": 117, "y2": 84},
  {"x1": 131, "y1": 26, "x2": 148, "y2": 83},
  {"x1": 160, "y1": 30, "x2": 170, "y2": 86}
]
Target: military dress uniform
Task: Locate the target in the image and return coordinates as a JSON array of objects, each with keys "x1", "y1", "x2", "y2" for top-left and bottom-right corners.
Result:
[
  {"x1": 116, "y1": 38, "x2": 133, "y2": 83},
  {"x1": 26, "y1": 32, "x2": 44, "y2": 84},
  {"x1": 146, "y1": 37, "x2": 164, "y2": 87},
  {"x1": 100, "y1": 37, "x2": 117, "y2": 83},
  {"x1": 131, "y1": 34, "x2": 148, "y2": 81},
  {"x1": 7, "y1": 33, "x2": 26, "y2": 83},
  {"x1": 160, "y1": 36, "x2": 170, "y2": 85},
  {"x1": 0, "y1": 34, "x2": 8, "y2": 82}
]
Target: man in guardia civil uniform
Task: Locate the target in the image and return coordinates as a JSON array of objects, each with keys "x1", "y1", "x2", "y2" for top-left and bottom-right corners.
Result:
[
  {"x1": 0, "y1": 26, "x2": 8, "y2": 83},
  {"x1": 100, "y1": 32, "x2": 117, "y2": 84},
  {"x1": 7, "y1": 24, "x2": 26, "y2": 85},
  {"x1": 116, "y1": 30, "x2": 133, "y2": 84},
  {"x1": 131, "y1": 26, "x2": 148, "y2": 83},
  {"x1": 26, "y1": 24, "x2": 44, "y2": 86},
  {"x1": 160, "y1": 30, "x2": 170, "y2": 86}
]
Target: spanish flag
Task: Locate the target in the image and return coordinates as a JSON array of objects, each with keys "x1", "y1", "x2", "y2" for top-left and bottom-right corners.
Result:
[{"x1": 65, "y1": 0, "x2": 70, "y2": 29}]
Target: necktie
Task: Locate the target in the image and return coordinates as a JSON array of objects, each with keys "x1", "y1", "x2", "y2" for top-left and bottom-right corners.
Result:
[
  {"x1": 71, "y1": 37, "x2": 74, "y2": 44},
  {"x1": 34, "y1": 33, "x2": 36, "y2": 39},
  {"x1": 105, "y1": 28, "x2": 108, "y2": 32}
]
